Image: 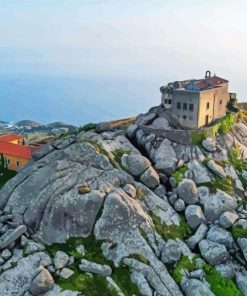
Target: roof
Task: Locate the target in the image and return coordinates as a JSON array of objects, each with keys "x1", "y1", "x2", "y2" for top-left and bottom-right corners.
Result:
[
  {"x1": 0, "y1": 134, "x2": 25, "y2": 143},
  {"x1": 184, "y1": 75, "x2": 228, "y2": 91},
  {"x1": 0, "y1": 142, "x2": 32, "y2": 159}
]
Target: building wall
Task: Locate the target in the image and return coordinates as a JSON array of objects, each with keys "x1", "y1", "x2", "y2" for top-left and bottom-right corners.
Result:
[
  {"x1": 2, "y1": 154, "x2": 29, "y2": 171},
  {"x1": 170, "y1": 90, "x2": 200, "y2": 129},
  {"x1": 197, "y1": 83, "x2": 229, "y2": 128}
]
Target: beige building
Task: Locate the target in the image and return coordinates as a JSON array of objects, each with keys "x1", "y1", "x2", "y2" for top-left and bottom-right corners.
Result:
[{"x1": 160, "y1": 71, "x2": 231, "y2": 129}]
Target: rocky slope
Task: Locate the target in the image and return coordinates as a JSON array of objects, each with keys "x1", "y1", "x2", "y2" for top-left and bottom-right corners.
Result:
[{"x1": 0, "y1": 105, "x2": 247, "y2": 295}]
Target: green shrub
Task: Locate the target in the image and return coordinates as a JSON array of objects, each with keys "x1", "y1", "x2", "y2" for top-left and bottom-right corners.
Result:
[
  {"x1": 77, "y1": 123, "x2": 97, "y2": 133},
  {"x1": 171, "y1": 165, "x2": 188, "y2": 185},
  {"x1": 172, "y1": 256, "x2": 198, "y2": 283},
  {"x1": 218, "y1": 114, "x2": 235, "y2": 134},
  {"x1": 190, "y1": 130, "x2": 206, "y2": 146},
  {"x1": 112, "y1": 148, "x2": 130, "y2": 166},
  {"x1": 200, "y1": 176, "x2": 234, "y2": 195},
  {"x1": 204, "y1": 264, "x2": 243, "y2": 296},
  {"x1": 232, "y1": 225, "x2": 247, "y2": 239},
  {"x1": 0, "y1": 168, "x2": 17, "y2": 188},
  {"x1": 46, "y1": 236, "x2": 140, "y2": 296},
  {"x1": 149, "y1": 212, "x2": 192, "y2": 240}
]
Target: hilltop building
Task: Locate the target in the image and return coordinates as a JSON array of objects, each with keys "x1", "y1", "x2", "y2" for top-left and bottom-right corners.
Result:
[
  {"x1": 160, "y1": 71, "x2": 235, "y2": 129},
  {"x1": 0, "y1": 134, "x2": 41, "y2": 171}
]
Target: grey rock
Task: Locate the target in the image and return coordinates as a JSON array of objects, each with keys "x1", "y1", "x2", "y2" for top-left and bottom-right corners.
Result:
[
  {"x1": 206, "y1": 225, "x2": 235, "y2": 249},
  {"x1": 236, "y1": 272, "x2": 247, "y2": 296},
  {"x1": 59, "y1": 267, "x2": 74, "y2": 279},
  {"x1": 169, "y1": 193, "x2": 177, "y2": 205},
  {"x1": 154, "y1": 185, "x2": 166, "y2": 198},
  {"x1": 106, "y1": 277, "x2": 125, "y2": 296},
  {"x1": 1, "y1": 249, "x2": 12, "y2": 260},
  {"x1": 215, "y1": 263, "x2": 235, "y2": 279},
  {"x1": 238, "y1": 238, "x2": 247, "y2": 262},
  {"x1": 21, "y1": 235, "x2": 29, "y2": 247},
  {"x1": 182, "y1": 279, "x2": 214, "y2": 296},
  {"x1": 155, "y1": 159, "x2": 177, "y2": 175},
  {"x1": 24, "y1": 241, "x2": 45, "y2": 255},
  {"x1": 79, "y1": 259, "x2": 112, "y2": 276},
  {"x1": 29, "y1": 266, "x2": 54, "y2": 295},
  {"x1": 123, "y1": 184, "x2": 136, "y2": 198},
  {"x1": 219, "y1": 211, "x2": 239, "y2": 228},
  {"x1": 0, "y1": 257, "x2": 4, "y2": 265},
  {"x1": 177, "y1": 179, "x2": 198, "y2": 205},
  {"x1": 169, "y1": 177, "x2": 177, "y2": 188},
  {"x1": 161, "y1": 239, "x2": 181, "y2": 264},
  {"x1": 185, "y1": 205, "x2": 206, "y2": 230},
  {"x1": 186, "y1": 223, "x2": 208, "y2": 249},
  {"x1": 189, "y1": 269, "x2": 205, "y2": 280},
  {"x1": 136, "y1": 112, "x2": 156, "y2": 126},
  {"x1": 188, "y1": 160, "x2": 211, "y2": 184},
  {"x1": 126, "y1": 124, "x2": 138, "y2": 139},
  {"x1": 131, "y1": 271, "x2": 153, "y2": 296},
  {"x1": 53, "y1": 251, "x2": 70, "y2": 270},
  {"x1": 0, "y1": 225, "x2": 27, "y2": 249},
  {"x1": 202, "y1": 137, "x2": 216, "y2": 152},
  {"x1": 0, "y1": 214, "x2": 12, "y2": 223},
  {"x1": 207, "y1": 160, "x2": 226, "y2": 179},
  {"x1": 199, "y1": 239, "x2": 229, "y2": 265},
  {"x1": 149, "y1": 117, "x2": 170, "y2": 129},
  {"x1": 121, "y1": 154, "x2": 151, "y2": 176},
  {"x1": 174, "y1": 199, "x2": 185, "y2": 212},
  {"x1": 32, "y1": 144, "x2": 55, "y2": 161},
  {"x1": 96, "y1": 122, "x2": 113, "y2": 132},
  {"x1": 140, "y1": 167, "x2": 160, "y2": 189},
  {"x1": 200, "y1": 189, "x2": 237, "y2": 222}
]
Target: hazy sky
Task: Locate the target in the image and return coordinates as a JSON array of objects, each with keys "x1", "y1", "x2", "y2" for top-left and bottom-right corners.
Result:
[{"x1": 0, "y1": 0, "x2": 247, "y2": 124}]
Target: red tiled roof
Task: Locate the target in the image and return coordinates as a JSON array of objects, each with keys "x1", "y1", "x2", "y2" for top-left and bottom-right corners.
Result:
[
  {"x1": 0, "y1": 142, "x2": 31, "y2": 159},
  {"x1": 0, "y1": 134, "x2": 25, "y2": 143}
]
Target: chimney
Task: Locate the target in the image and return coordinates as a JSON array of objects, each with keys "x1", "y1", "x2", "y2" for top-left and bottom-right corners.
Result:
[{"x1": 205, "y1": 70, "x2": 211, "y2": 78}]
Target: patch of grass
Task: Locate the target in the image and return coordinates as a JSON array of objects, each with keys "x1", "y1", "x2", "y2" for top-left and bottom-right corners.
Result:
[
  {"x1": 200, "y1": 176, "x2": 234, "y2": 195},
  {"x1": 112, "y1": 148, "x2": 130, "y2": 166},
  {"x1": 172, "y1": 256, "x2": 198, "y2": 283},
  {"x1": 46, "y1": 235, "x2": 140, "y2": 296},
  {"x1": 231, "y1": 224, "x2": 247, "y2": 239},
  {"x1": 204, "y1": 264, "x2": 244, "y2": 296},
  {"x1": 149, "y1": 212, "x2": 192, "y2": 240},
  {"x1": 136, "y1": 188, "x2": 145, "y2": 201},
  {"x1": 171, "y1": 165, "x2": 188, "y2": 185},
  {"x1": 218, "y1": 113, "x2": 235, "y2": 134},
  {"x1": 0, "y1": 168, "x2": 17, "y2": 188},
  {"x1": 190, "y1": 130, "x2": 206, "y2": 146}
]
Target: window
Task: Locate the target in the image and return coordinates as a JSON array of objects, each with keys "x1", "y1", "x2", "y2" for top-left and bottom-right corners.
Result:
[
  {"x1": 168, "y1": 99, "x2": 171, "y2": 104},
  {"x1": 206, "y1": 102, "x2": 210, "y2": 109},
  {"x1": 183, "y1": 103, "x2": 187, "y2": 110},
  {"x1": 177, "y1": 102, "x2": 181, "y2": 109},
  {"x1": 7, "y1": 159, "x2": 10, "y2": 166},
  {"x1": 220, "y1": 100, "x2": 222, "y2": 105},
  {"x1": 183, "y1": 115, "x2": 187, "y2": 119},
  {"x1": 189, "y1": 104, "x2": 194, "y2": 111},
  {"x1": 16, "y1": 161, "x2": 20, "y2": 168},
  {"x1": 164, "y1": 99, "x2": 168, "y2": 104}
]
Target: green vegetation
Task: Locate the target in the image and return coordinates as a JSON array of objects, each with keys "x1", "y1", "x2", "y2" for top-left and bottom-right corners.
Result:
[
  {"x1": 128, "y1": 253, "x2": 150, "y2": 265},
  {"x1": 218, "y1": 113, "x2": 235, "y2": 134},
  {"x1": 190, "y1": 130, "x2": 206, "y2": 146},
  {"x1": 77, "y1": 123, "x2": 97, "y2": 133},
  {"x1": 46, "y1": 235, "x2": 140, "y2": 296},
  {"x1": 136, "y1": 187, "x2": 145, "y2": 201},
  {"x1": 202, "y1": 176, "x2": 234, "y2": 195},
  {"x1": 0, "y1": 168, "x2": 17, "y2": 189},
  {"x1": 228, "y1": 147, "x2": 247, "y2": 189},
  {"x1": 172, "y1": 256, "x2": 198, "y2": 283},
  {"x1": 149, "y1": 212, "x2": 192, "y2": 240},
  {"x1": 173, "y1": 257, "x2": 243, "y2": 296},
  {"x1": 112, "y1": 148, "x2": 130, "y2": 166},
  {"x1": 171, "y1": 165, "x2": 188, "y2": 185},
  {"x1": 231, "y1": 224, "x2": 247, "y2": 239},
  {"x1": 204, "y1": 264, "x2": 243, "y2": 296}
]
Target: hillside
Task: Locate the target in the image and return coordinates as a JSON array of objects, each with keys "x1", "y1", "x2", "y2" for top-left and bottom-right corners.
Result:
[
  {"x1": 0, "y1": 106, "x2": 247, "y2": 295},
  {"x1": 16, "y1": 120, "x2": 42, "y2": 128}
]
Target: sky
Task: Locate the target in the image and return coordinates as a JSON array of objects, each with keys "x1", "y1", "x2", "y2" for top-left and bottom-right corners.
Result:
[{"x1": 0, "y1": 0, "x2": 247, "y2": 125}]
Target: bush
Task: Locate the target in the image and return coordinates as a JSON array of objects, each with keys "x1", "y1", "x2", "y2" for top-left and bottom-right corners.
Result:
[
  {"x1": 218, "y1": 114, "x2": 235, "y2": 134},
  {"x1": 77, "y1": 123, "x2": 97, "y2": 133},
  {"x1": 0, "y1": 168, "x2": 17, "y2": 188},
  {"x1": 204, "y1": 264, "x2": 243, "y2": 296},
  {"x1": 171, "y1": 165, "x2": 188, "y2": 185},
  {"x1": 172, "y1": 256, "x2": 198, "y2": 283},
  {"x1": 232, "y1": 224, "x2": 247, "y2": 239},
  {"x1": 149, "y1": 212, "x2": 192, "y2": 240},
  {"x1": 112, "y1": 148, "x2": 130, "y2": 166}
]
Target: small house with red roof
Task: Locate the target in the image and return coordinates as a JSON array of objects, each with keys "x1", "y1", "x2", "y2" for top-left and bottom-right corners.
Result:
[
  {"x1": 0, "y1": 134, "x2": 40, "y2": 171},
  {"x1": 160, "y1": 71, "x2": 234, "y2": 129}
]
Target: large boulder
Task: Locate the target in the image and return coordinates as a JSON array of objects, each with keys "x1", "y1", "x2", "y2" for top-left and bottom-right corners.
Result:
[
  {"x1": 53, "y1": 251, "x2": 70, "y2": 270},
  {"x1": 182, "y1": 279, "x2": 214, "y2": 296},
  {"x1": 219, "y1": 211, "x2": 239, "y2": 229},
  {"x1": 79, "y1": 259, "x2": 112, "y2": 276},
  {"x1": 207, "y1": 160, "x2": 226, "y2": 179},
  {"x1": 177, "y1": 179, "x2": 198, "y2": 205},
  {"x1": 140, "y1": 167, "x2": 160, "y2": 189},
  {"x1": 202, "y1": 138, "x2": 216, "y2": 152},
  {"x1": 29, "y1": 266, "x2": 54, "y2": 295},
  {"x1": 188, "y1": 160, "x2": 211, "y2": 184},
  {"x1": 238, "y1": 238, "x2": 247, "y2": 262},
  {"x1": 199, "y1": 239, "x2": 229, "y2": 265},
  {"x1": 186, "y1": 223, "x2": 208, "y2": 250},
  {"x1": 121, "y1": 154, "x2": 151, "y2": 177},
  {"x1": 236, "y1": 272, "x2": 247, "y2": 296},
  {"x1": 206, "y1": 225, "x2": 235, "y2": 249},
  {"x1": 199, "y1": 189, "x2": 237, "y2": 222},
  {"x1": 185, "y1": 205, "x2": 206, "y2": 230},
  {"x1": 0, "y1": 225, "x2": 27, "y2": 249},
  {"x1": 161, "y1": 239, "x2": 181, "y2": 264}
]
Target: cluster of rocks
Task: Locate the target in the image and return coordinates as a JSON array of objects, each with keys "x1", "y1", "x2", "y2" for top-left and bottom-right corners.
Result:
[{"x1": 1, "y1": 107, "x2": 247, "y2": 295}]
